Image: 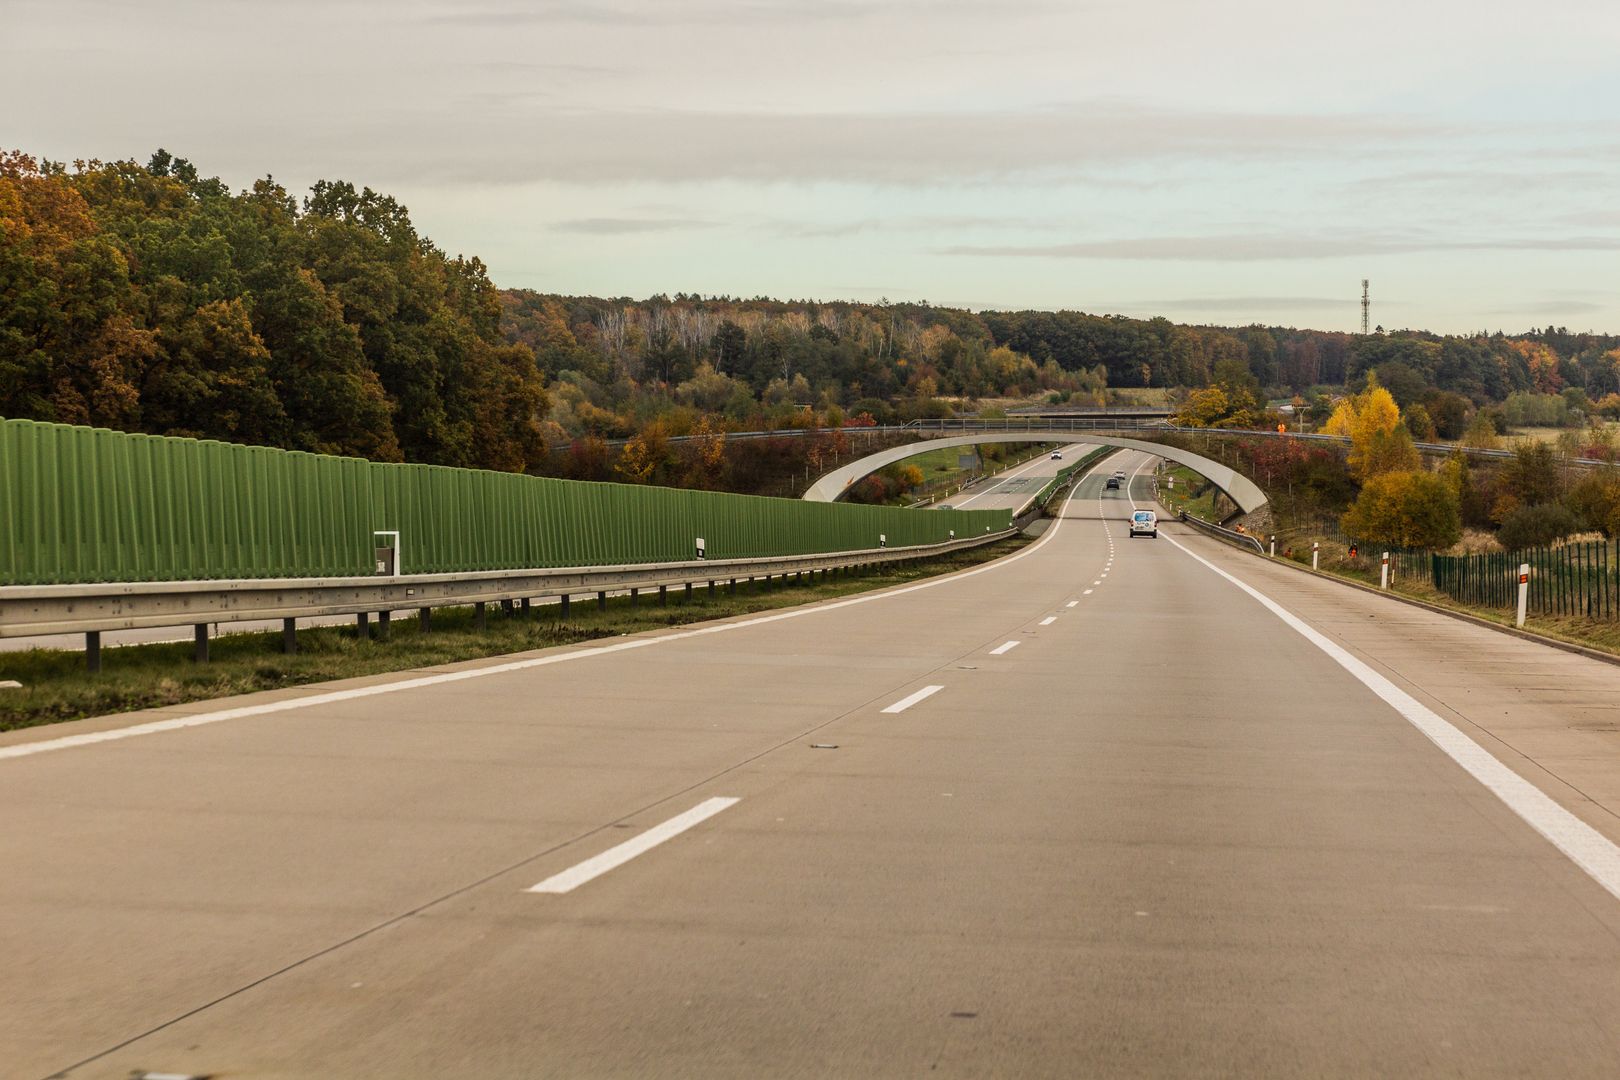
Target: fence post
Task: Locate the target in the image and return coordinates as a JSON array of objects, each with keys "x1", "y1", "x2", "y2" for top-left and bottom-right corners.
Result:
[
  {"x1": 1517, "y1": 563, "x2": 1530, "y2": 628},
  {"x1": 1380, "y1": 551, "x2": 1390, "y2": 590},
  {"x1": 1311, "y1": 542, "x2": 1319, "y2": 571}
]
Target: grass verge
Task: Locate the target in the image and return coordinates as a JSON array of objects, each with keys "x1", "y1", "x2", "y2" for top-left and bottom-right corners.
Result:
[{"x1": 0, "y1": 537, "x2": 1030, "y2": 733}]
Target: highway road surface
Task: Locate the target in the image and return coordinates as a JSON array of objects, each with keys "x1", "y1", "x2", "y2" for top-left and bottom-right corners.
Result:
[
  {"x1": 8, "y1": 449, "x2": 1620, "y2": 1077},
  {"x1": 931, "y1": 441, "x2": 1093, "y2": 513}
]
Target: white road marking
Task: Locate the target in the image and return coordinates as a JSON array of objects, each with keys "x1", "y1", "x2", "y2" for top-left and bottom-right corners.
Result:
[
  {"x1": 1092, "y1": 580, "x2": 1101, "y2": 585},
  {"x1": 527, "y1": 796, "x2": 740, "y2": 894},
  {"x1": 1083, "y1": 589, "x2": 1094, "y2": 595},
  {"x1": 952, "y1": 443, "x2": 1087, "y2": 509},
  {"x1": 882, "y1": 685, "x2": 945, "y2": 714},
  {"x1": 2, "y1": 451, "x2": 1141, "y2": 763},
  {"x1": 1039, "y1": 616, "x2": 1057, "y2": 626},
  {"x1": 989, "y1": 641, "x2": 1021, "y2": 656},
  {"x1": 1066, "y1": 601, "x2": 1079, "y2": 608},
  {"x1": 1164, "y1": 532, "x2": 1620, "y2": 906}
]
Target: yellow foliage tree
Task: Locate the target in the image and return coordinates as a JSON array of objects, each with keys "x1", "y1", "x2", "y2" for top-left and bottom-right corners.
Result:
[{"x1": 1331, "y1": 377, "x2": 1419, "y2": 481}]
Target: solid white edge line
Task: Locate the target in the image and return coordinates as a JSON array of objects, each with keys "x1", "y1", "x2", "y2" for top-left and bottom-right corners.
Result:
[
  {"x1": 527, "y1": 796, "x2": 741, "y2": 894},
  {"x1": 989, "y1": 640, "x2": 1021, "y2": 655},
  {"x1": 881, "y1": 684, "x2": 945, "y2": 714},
  {"x1": 3, "y1": 451, "x2": 1140, "y2": 764},
  {"x1": 1162, "y1": 531, "x2": 1620, "y2": 904},
  {"x1": 1039, "y1": 616, "x2": 1057, "y2": 626}
]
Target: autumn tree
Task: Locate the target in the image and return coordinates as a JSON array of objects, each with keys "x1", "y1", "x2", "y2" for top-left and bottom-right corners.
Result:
[{"x1": 1340, "y1": 470, "x2": 1461, "y2": 549}]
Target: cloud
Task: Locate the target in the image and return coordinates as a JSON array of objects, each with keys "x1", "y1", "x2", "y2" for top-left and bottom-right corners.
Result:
[
  {"x1": 551, "y1": 216, "x2": 718, "y2": 234},
  {"x1": 943, "y1": 232, "x2": 1620, "y2": 260},
  {"x1": 1121, "y1": 296, "x2": 1361, "y2": 312},
  {"x1": 419, "y1": 0, "x2": 1055, "y2": 28},
  {"x1": 272, "y1": 101, "x2": 1445, "y2": 186},
  {"x1": 1491, "y1": 300, "x2": 1607, "y2": 317}
]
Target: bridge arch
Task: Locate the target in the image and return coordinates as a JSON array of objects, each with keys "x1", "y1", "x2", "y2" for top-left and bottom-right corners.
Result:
[{"x1": 802, "y1": 433, "x2": 1268, "y2": 515}]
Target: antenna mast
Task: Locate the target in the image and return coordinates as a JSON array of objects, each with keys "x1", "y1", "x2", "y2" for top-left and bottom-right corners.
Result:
[{"x1": 1360, "y1": 279, "x2": 1370, "y2": 335}]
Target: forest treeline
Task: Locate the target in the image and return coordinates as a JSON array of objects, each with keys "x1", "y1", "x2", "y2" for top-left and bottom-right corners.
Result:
[
  {"x1": 5, "y1": 150, "x2": 1620, "y2": 479},
  {"x1": 0, "y1": 150, "x2": 547, "y2": 470}
]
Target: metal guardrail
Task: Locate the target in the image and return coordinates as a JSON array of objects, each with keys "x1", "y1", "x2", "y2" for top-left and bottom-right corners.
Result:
[
  {"x1": 0, "y1": 530, "x2": 1017, "y2": 668},
  {"x1": 1174, "y1": 511, "x2": 1266, "y2": 555}
]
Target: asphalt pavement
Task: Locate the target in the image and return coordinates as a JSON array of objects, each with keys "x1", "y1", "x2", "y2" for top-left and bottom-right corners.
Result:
[{"x1": 6, "y1": 449, "x2": 1620, "y2": 1078}]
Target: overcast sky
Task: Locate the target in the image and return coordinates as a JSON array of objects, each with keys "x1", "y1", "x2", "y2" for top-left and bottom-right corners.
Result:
[{"x1": 7, "y1": 0, "x2": 1619, "y2": 333}]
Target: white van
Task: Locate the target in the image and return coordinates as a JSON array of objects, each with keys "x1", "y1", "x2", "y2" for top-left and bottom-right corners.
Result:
[{"x1": 1129, "y1": 509, "x2": 1157, "y2": 538}]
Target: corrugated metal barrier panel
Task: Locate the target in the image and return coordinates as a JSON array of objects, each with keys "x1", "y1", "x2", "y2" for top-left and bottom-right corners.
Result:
[{"x1": 0, "y1": 419, "x2": 1015, "y2": 584}]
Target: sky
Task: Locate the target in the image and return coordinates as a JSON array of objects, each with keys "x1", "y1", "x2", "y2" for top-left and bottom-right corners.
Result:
[{"x1": 6, "y1": 0, "x2": 1619, "y2": 334}]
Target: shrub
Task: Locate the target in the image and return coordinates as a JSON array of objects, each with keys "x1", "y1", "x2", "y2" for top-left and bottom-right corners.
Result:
[
  {"x1": 1340, "y1": 470, "x2": 1462, "y2": 550},
  {"x1": 1496, "y1": 502, "x2": 1582, "y2": 550}
]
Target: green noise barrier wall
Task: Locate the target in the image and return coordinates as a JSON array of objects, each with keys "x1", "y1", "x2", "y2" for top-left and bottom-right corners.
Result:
[{"x1": 0, "y1": 419, "x2": 1014, "y2": 585}]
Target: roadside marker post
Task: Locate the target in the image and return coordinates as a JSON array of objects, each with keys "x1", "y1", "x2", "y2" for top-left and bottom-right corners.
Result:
[
  {"x1": 695, "y1": 537, "x2": 706, "y2": 560},
  {"x1": 1311, "y1": 542, "x2": 1319, "y2": 571},
  {"x1": 1517, "y1": 563, "x2": 1530, "y2": 627},
  {"x1": 1269, "y1": 535, "x2": 1276, "y2": 557},
  {"x1": 1380, "y1": 551, "x2": 1390, "y2": 590}
]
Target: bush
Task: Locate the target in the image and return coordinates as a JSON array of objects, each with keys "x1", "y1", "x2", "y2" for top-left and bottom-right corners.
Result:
[
  {"x1": 1340, "y1": 470, "x2": 1462, "y2": 550},
  {"x1": 1496, "y1": 502, "x2": 1582, "y2": 550}
]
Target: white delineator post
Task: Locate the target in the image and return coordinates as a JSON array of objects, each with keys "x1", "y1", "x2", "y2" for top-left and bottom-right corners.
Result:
[
  {"x1": 1311, "y1": 541, "x2": 1319, "y2": 570},
  {"x1": 1269, "y1": 535, "x2": 1277, "y2": 557},
  {"x1": 1517, "y1": 563, "x2": 1530, "y2": 627},
  {"x1": 1381, "y1": 551, "x2": 1390, "y2": 590}
]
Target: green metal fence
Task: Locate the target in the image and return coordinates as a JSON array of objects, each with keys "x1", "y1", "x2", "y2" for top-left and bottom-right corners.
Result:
[
  {"x1": 1, "y1": 419, "x2": 1014, "y2": 585},
  {"x1": 1432, "y1": 542, "x2": 1619, "y2": 620}
]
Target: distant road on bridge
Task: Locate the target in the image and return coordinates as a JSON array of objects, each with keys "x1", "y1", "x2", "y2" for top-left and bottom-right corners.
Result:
[{"x1": 7, "y1": 451, "x2": 1620, "y2": 1077}]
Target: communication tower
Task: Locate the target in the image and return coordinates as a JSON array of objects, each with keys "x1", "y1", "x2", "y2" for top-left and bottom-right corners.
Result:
[{"x1": 1360, "y1": 279, "x2": 1370, "y2": 335}]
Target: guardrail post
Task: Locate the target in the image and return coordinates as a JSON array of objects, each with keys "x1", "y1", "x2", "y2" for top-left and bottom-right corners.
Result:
[
  {"x1": 560, "y1": 594, "x2": 571, "y2": 618},
  {"x1": 377, "y1": 610, "x2": 390, "y2": 640},
  {"x1": 356, "y1": 611, "x2": 370, "y2": 639},
  {"x1": 684, "y1": 583, "x2": 693, "y2": 603},
  {"x1": 708, "y1": 580, "x2": 717, "y2": 598},
  {"x1": 597, "y1": 590, "x2": 607, "y2": 611},
  {"x1": 281, "y1": 618, "x2": 297, "y2": 654},
  {"x1": 659, "y1": 585, "x2": 668, "y2": 607},
  {"x1": 520, "y1": 597, "x2": 530, "y2": 617},
  {"x1": 193, "y1": 623, "x2": 210, "y2": 663},
  {"x1": 86, "y1": 631, "x2": 101, "y2": 673},
  {"x1": 1517, "y1": 563, "x2": 1530, "y2": 627},
  {"x1": 419, "y1": 608, "x2": 431, "y2": 632},
  {"x1": 630, "y1": 587, "x2": 640, "y2": 608},
  {"x1": 474, "y1": 602, "x2": 486, "y2": 630},
  {"x1": 1381, "y1": 552, "x2": 1390, "y2": 590},
  {"x1": 728, "y1": 579, "x2": 736, "y2": 595},
  {"x1": 1312, "y1": 542, "x2": 1319, "y2": 570}
]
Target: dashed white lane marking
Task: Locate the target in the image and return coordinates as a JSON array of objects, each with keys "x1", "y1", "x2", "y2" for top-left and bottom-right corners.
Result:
[
  {"x1": 1039, "y1": 616, "x2": 1058, "y2": 626},
  {"x1": 1066, "y1": 601, "x2": 1079, "y2": 608},
  {"x1": 1164, "y1": 532, "x2": 1620, "y2": 905},
  {"x1": 1, "y1": 452, "x2": 1151, "y2": 764},
  {"x1": 1092, "y1": 580, "x2": 1101, "y2": 586},
  {"x1": 527, "y1": 796, "x2": 740, "y2": 894},
  {"x1": 882, "y1": 685, "x2": 945, "y2": 714},
  {"x1": 989, "y1": 641, "x2": 1021, "y2": 656},
  {"x1": 1083, "y1": 589, "x2": 1094, "y2": 595}
]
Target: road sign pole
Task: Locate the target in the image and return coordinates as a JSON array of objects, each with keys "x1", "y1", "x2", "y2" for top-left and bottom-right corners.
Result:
[{"x1": 1517, "y1": 563, "x2": 1530, "y2": 627}]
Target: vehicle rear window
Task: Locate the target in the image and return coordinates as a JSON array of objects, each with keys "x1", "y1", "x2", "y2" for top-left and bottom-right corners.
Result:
[{"x1": 1133, "y1": 512, "x2": 1153, "y2": 521}]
